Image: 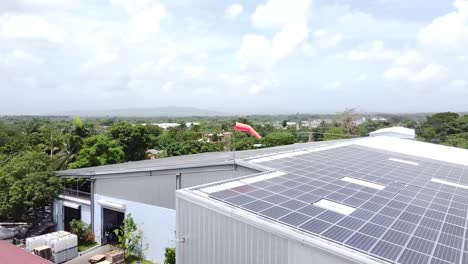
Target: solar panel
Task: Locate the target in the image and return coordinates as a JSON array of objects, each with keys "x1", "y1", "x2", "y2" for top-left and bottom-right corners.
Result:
[
  {"x1": 260, "y1": 206, "x2": 291, "y2": 219},
  {"x1": 300, "y1": 218, "x2": 331, "y2": 234},
  {"x1": 370, "y1": 241, "x2": 403, "y2": 261},
  {"x1": 279, "y1": 212, "x2": 310, "y2": 226},
  {"x1": 204, "y1": 144, "x2": 468, "y2": 263}
]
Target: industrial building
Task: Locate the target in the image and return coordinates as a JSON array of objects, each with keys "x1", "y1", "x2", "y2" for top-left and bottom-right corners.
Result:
[
  {"x1": 53, "y1": 141, "x2": 337, "y2": 263},
  {"x1": 369, "y1": 126, "x2": 416, "y2": 139},
  {"x1": 176, "y1": 136, "x2": 468, "y2": 264}
]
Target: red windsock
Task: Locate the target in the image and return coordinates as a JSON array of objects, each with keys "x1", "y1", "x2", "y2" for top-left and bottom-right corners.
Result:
[{"x1": 234, "y1": 122, "x2": 262, "y2": 140}]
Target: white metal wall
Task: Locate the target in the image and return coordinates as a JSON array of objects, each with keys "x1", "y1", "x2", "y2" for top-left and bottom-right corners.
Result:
[
  {"x1": 53, "y1": 199, "x2": 92, "y2": 230},
  {"x1": 176, "y1": 196, "x2": 369, "y2": 264},
  {"x1": 93, "y1": 194, "x2": 176, "y2": 263}
]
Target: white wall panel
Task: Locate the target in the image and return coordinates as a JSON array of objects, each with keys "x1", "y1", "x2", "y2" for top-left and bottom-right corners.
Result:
[{"x1": 93, "y1": 194, "x2": 176, "y2": 263}]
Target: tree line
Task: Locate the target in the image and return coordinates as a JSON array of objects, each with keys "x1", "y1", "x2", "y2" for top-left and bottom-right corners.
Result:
[{"x1": 0, "y1": 112, "x2": 466, "y2": 224}]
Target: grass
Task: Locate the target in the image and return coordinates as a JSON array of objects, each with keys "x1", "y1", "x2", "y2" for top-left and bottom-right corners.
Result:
[
  {"x1": 78, "y1": 242, "x2": 97, "y2": 252},
  {"x1": 125, "y1": 255, "x2": 156, "y2": 264}
]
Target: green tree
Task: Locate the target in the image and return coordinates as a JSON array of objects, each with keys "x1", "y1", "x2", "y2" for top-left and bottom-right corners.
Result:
[
  {"x1": 146, "y1": 124, "x2": 163, "y2": 136},
  {"x1": 114, "y1": 214, "x2": 143, "y2": 260},
  {"x1": 444, "y1": 133, "x2": 468, "y2": 149},
  {"x1": 339, "y1": 108, "x2": 359, "y2": 135},
  {"x1": 323, "y1": 126, "x2": 347, "y2": 140},
  {"x1": 164, "y1": 247, "x2": 176, "y2": 264},
  {"x1": 261, "y1": 132, "x2": 294, "y2": 147},
  {"x1": 358, "y1": 120, "x2": 390, "y2": 135},
  {"x1": 0, "y1": 152, "x2": 60, "y2": 224},
  {"x1": 417, "y1": 112, "x2": 461, "y2": 142},
  {"x1": 108, "y1": 122, "x2": 150, "y2": 161},
  {"x1": 282, "y1": 120, "x2": 288, "y2": 128},
  {"x1": 68, "y1": 135, "x2": 124, "y2": 169}
]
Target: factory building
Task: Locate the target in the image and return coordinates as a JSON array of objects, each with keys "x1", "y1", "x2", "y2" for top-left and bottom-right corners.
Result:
[{"x1": 176, "y1": 136, "x2": 468, "y2": 264}]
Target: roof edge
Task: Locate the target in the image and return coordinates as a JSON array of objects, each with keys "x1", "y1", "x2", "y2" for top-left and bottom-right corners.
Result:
[{"x1": 176, "y1": 189, "x2": 387, "y2": 264}]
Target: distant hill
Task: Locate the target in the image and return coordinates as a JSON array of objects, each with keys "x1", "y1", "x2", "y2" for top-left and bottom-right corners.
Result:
[{"x1": 53, "y1": 107, "x2": 227, "y2": 117}]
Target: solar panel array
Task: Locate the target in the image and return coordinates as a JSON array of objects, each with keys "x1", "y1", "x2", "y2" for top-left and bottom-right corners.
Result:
[{"x1": 201, "y1": 145, "x2": 468, "y2": 264}]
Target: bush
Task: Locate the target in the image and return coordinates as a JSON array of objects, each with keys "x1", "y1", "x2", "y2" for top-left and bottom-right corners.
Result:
[
  {"x1": 69, "y1": 219, "x2": 95, "y2": 245},
  {"x1": 114, "y1": 214, "x2": 143, "y2": 259},
  {"x1": 164, "y1": 247, "x2": 175, "y2": 264}
]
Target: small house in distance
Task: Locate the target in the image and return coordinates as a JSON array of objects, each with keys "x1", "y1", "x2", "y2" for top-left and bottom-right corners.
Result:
[{"x1": 369, "y1": 126, "x2": 416, "y2": 139}]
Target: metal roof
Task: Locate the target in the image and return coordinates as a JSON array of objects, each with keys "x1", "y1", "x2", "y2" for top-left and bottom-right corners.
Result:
[
  {"x1": 56, "y1": 139, "x2": 352, "y2": 177},
  {"x1": 187, "y1": 136, "x2": 468, "y2": 264},
  {"x1": 0, "y1": 241, "x2": 52, "y2": 264},
  {"x1": 369, "y1": 127, "x2": 416, "y2": 139}
]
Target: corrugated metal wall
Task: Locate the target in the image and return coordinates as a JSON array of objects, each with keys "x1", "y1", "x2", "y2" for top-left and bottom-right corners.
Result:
[
  {"x1": 177, "y1": 197, "x2": 289, "y2": 264},
  {"x1": 176, "y1": 196, "x2": 365, "y2": 264},
  {"x1": 94, "y1": 165, "x2": 258, "y2": 209},
  {"x1": 180, "y1": 165, "x2": 257, "y2": 189}
]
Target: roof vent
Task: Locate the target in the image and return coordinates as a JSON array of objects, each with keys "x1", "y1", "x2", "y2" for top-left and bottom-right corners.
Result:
[
  {"x1": 341, "y1": 177, "x2": 385, "y2": 190},
  {"x1": 431, "y1": 178, "x2": 468, "y2": 190},
  {"x1": 313, "y1": 199, "x2": 355, "y2": 215},
  {"x1": 388, "y1": 158, "x2": 419, "y2": 166}
]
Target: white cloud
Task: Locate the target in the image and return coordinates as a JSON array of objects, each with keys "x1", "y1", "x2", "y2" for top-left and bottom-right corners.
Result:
[
  {"x1": 384, "y1": 63, "x2": 448, "y2": 82},
  {"x1": 162, "y1": 81, "x2": 175, "y2": 92},
  {"x1": 347, "y1": 40, "x2": 397, "y2": 61},
  {"x1": 271, "y1": 18, "x2": 308, "y2": 60},
  {"x1": 314, "y1": 30, "x2": 343, "y2": 49},
  {"x1": 419, "y1": 0, "x2": 468, "y2": 50},
  {"x1": 219, "y1": 73, "x2": 249, "y2": 84},
  {"x1": 236, "y1": 34, "x2": 272, "y2": 69},
  {"x1": 251, "y1": 0, "x2": 311, "y2": 29},
  {"x1": 248, "y1": 79, "x2": 279, "y2": 94},
  {"x1": 393, "y1": 50, "x2": 424, "y2": 66},
  {"x1": 323, "y1": 81, "x2": 341, "y2": 92},
  {"x1": 225, "y1": 3, "x2": 243, "y2": 18},
  {"x1": 384, "y1": 67, "x2": 412, "y2": 81},
  {"x1": 449, "y1": 79, "x2": 467, "y2": 89},
  {"x1": 81, "y1": 50, "x2": 119, "y2": 73},
  {"x1": 0, "y1": 15, "x2": 63, "y2": 43},
  {"x1": 357, "y1": 74, "x2": 368, "y2": 81},
  {"x1": 412, "y1": 63, "x2": 448, "y2": 82},
  {"x1": 2, "y1": 49, "x2": 44, "y2": 66},
  {"x1": 110, "y1": 0, "x2": 153, "y2": 14},
  {"x1": 183, "y1": 66, "x2": 204, "y2": 79},
  {"x1": 128, "y1": 6, "x2": 167, "y2": 42},
  {"x1": 238, "y1": 0, "x2": 311, "y2": 68}
]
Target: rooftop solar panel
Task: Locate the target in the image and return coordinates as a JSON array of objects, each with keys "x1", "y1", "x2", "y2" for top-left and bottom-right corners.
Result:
[{"x1": 200, "y1": 144, "x2": 468, "y2": 264}]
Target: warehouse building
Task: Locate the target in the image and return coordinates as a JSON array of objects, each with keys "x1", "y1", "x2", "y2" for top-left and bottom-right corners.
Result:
[
  {"x1": 53, "y1": 141, "x2": 339, "y2": 263},
  {"x1": 369, "y1": 126, "x2": 416, "y2": 139},
  {"x1": 176, "y1": 136, "x2": 468, "y2": 264}
]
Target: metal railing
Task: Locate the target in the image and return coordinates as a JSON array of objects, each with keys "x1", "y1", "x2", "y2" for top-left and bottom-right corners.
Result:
[{"x1": 60, "y1": 188, "x2": 91, "y2": 200}]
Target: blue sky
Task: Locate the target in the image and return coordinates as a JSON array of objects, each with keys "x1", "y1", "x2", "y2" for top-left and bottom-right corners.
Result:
[{"x1": 0, "y1": 0, "x2": 467, "y2": 114}]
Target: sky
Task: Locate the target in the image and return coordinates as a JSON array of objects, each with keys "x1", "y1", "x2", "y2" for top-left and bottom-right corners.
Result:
[{"x1": 0, "y1": 0, "x2": 467, "y2": 115}]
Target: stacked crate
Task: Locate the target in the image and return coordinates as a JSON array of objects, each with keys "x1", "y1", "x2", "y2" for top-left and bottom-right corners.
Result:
[
  {"x1": 89, "y1": 254, "x2": 106, "y2": 264},
  {"x1": 105, "y1": 250, "x2": 125, "y2": 264},
  {"x1": 33, "y1": 245, "x2": 52, "y2": 261},
  {"x1": 26, "y1": 231, "x2": 78, "y2": 263}
]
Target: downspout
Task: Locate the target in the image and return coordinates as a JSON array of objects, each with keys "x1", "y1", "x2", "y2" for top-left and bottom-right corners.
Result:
[{"x1": 90, "y1": 177, "x2": 95, "y2": 231}]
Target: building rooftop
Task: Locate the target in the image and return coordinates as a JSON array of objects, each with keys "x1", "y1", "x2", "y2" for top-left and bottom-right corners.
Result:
[
  {"x1": 0, "y1": 240, "x2": 52, "y2": 264},
  {"x1": 185, "y1": 136, "x2": 468, "y2": 264},
  {"x1": 369, "y1": 127, "x2": 416, "y2": 139},
  {"x1": 56, "y1": 139, "x2": 350, "y2": 177}
]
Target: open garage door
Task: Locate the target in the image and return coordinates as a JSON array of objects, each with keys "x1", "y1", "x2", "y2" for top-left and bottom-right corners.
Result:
[
  {"x1": 63, "y1": 202, "x2": 81, "y2": 231},
  {"x1": 102, "y1": 208, "x2": 124, "y2": 245}
]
